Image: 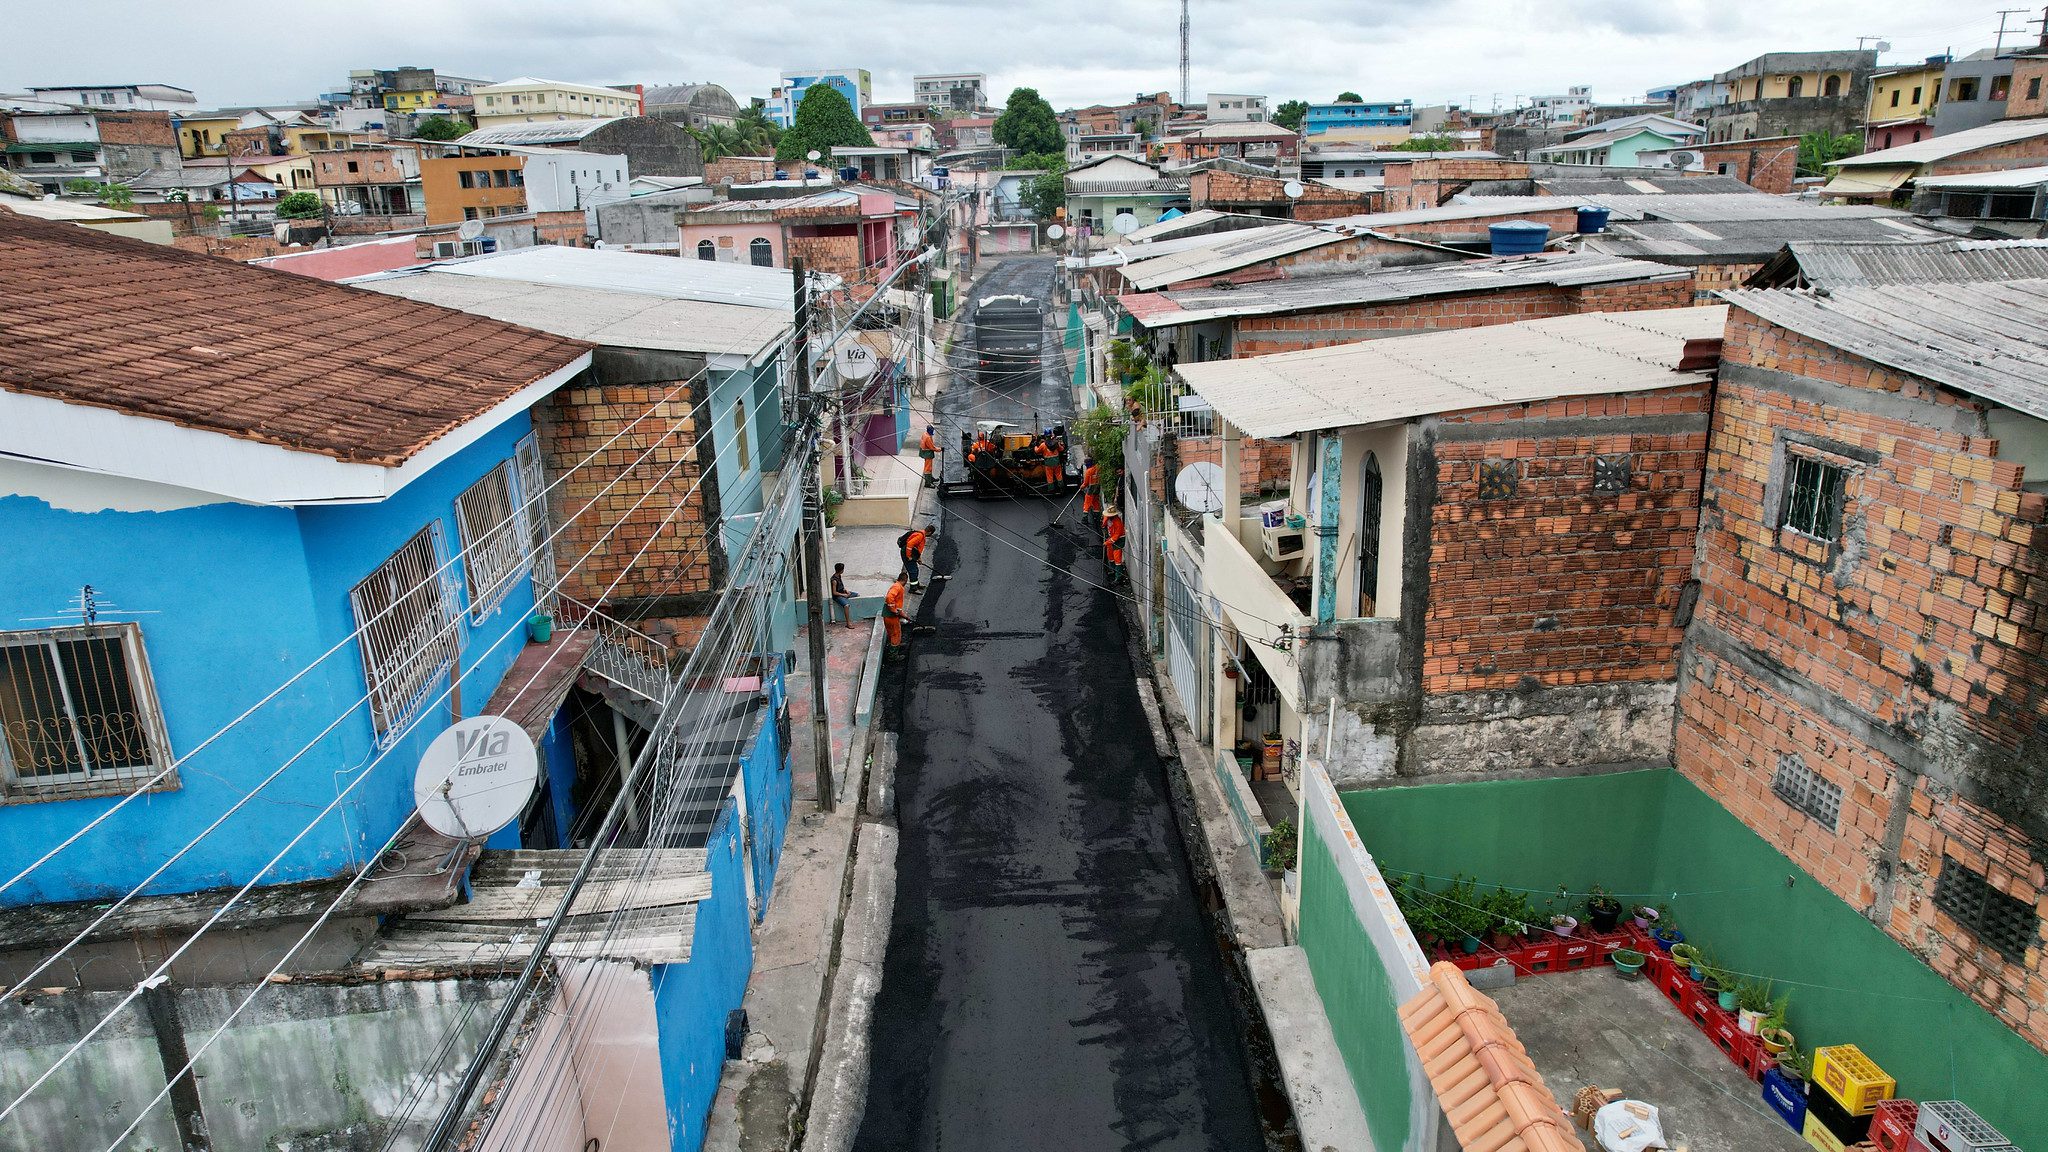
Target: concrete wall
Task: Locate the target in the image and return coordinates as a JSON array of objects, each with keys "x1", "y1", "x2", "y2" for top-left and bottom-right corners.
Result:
[
  {"x1": 0, "y1": 977, "x2": 513, "y2": 1151},
  {"x1": 1341, "y1": 768, "x2": 2048, "y2": 1152},
  {"x1": 1296, "y1": 758, "x2": 1445, "y2": 1152}
]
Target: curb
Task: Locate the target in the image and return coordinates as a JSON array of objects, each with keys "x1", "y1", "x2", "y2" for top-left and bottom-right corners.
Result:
[{"x1": 799, "y1": 794, "x2": 899, "y2": 1152}]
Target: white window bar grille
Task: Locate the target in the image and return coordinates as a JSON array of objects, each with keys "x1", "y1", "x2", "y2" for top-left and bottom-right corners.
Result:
[
  {"x1": 455, "y1": 460, "x2": 530, "y2": 622},
  {"x1": 514, "y1": 433, "x2": 556, "y2": 610},
  {"x1": 0, "y1": 623, "x2": 174, "y2": 797},
  {"x1": 351, "y1": 525, "x2": 461, "y2": 743}
]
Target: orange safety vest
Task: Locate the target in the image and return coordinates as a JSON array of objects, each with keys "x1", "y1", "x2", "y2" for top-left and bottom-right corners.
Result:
[
  {"x1": 884, "y1": 580, "x2": 907, "y2": 618},
  {"x1": 919, "y1": 432, "x2": 937, "y2": 459},
  {"x1": 1082, "y1": 464, "x2": 1098, "y2": 488},
  {"x1": 1105, "y1": 516, "x2": 1125, "y2": 545},
  {"x1": 903, "y1": 530, "x2": 927, "y2": 560}
]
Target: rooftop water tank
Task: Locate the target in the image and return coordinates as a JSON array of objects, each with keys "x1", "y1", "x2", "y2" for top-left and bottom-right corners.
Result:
[
  {"x1": 1575, "y1": 205, "x2": 1612, "y2": 234},
  {"x1": 1488, "y1": 220, "x2": 1550, "y2": 256}
]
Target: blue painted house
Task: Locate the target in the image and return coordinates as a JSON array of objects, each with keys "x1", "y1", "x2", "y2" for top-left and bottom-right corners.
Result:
[
  {"x1": 0, "y1": 215, "x2": 805, "y2": 1152},
  {"x1": 1303, "y1": 99, "x2": 1415, "y2": 135}
]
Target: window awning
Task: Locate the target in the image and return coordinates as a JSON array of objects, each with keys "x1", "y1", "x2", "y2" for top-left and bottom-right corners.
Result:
[{"x1": 1817, "y1": 167, "x2": 1913, "y2": 198}]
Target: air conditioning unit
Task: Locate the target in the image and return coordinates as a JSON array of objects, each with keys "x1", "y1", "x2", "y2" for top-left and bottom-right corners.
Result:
[
  {"x1": 433, "y1": 239, "x2": 485, "y2": 258},
  {"x1": 1261, "y1": 524, "x2": 1305, "y2": 563}
]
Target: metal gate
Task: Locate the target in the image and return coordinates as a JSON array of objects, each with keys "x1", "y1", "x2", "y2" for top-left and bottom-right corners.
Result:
[{"x1": 1163, "y1": 547, "x2": 1211, "y2": 744}]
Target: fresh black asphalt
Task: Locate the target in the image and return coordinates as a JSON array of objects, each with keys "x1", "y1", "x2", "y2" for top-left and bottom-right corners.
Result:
[{"x1": 856, "y1": 257, "x2": 1264, "y2": 1152}]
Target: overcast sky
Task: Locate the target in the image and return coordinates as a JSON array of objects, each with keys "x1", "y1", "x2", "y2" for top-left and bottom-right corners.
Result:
[{"x1": 1, "y1": 1, "x2": 2028, "y2": 112}]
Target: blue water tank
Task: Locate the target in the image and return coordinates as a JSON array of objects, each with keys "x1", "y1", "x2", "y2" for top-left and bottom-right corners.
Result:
[
  {"x1": 774, "y1": 170, "x2": 789, "y2": 181},
  {"x1": 839, "y1": 165, "x2": 859, "y2": 182},
  {"x1": 1575, "y1": 205, "x2": 1612, "y2": 234},
  {"x1": 1488, "y1": 220, "x2": 1550, "y2": 256},
  {"x1": 803, "y1": 169, "x2": 820, "y2": 180}
]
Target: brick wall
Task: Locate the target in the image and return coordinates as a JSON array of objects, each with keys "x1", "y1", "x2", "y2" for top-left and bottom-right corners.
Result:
[
  {"x1": 1164, "y1": 435, "x2": 1292, "y2": 500},
  {"x1": 1677, "y1": 308, "x2": 2048, "y2": 1053},
  {"x1": 1380, "y1": 158, "x2": 1532, "y2": 211},
  {"x1": 1370, "y1": 205, "x2": 1583, "y2": 243},
  {"x1": 533, "y1": 209, "x2": 589, "y2": 247},
  {"x1": 95, "y1": 110, "x2": 176, "y2": 148},
  {"x1": 1927, "y1": 136, "x2": 2048, "y2": 177},
  {"x1": 1423, "y1": 385, "x2": 1710, "y2": 694},
  {"x1": 705, "y1": 156, "x2": 778, "y2": 185},
  {"x1": 2008, "y1": 58, "x2": 2048, "y2": 119},
  {"x1": 1229, "y1": 275, "x2": 1694, "y2": 357},
  {"x1": 1689, "y1": 261, "x2": 1763, "y2": 303},
  {"x1": 535, "y1": 380, "x2": 718, "y2": 620},
  {"x1": 785, "y1": 230, "x2": 861, "y2": 281},
  {"x1": 1190, "y1": 170, "x2": 1370, "y2": 218},
  {"x1": 1697, "y1": 138, "x2": 1799, "y2": 195}
]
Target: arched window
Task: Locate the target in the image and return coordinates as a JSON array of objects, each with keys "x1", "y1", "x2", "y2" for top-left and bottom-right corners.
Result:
[
  {"x1": 1787, "y1": 76, "x2": 1804, "y2": 98},
  {"x1": 697, "y1": 239, "x2": 716, "y2": 261},
  {"x1": 1823, "y1": 74, "x2": 1842, "y2": 97},
  {"x1": 1357, "y1": 452, "x2": 1383, "y2": 617},
  {"x1": 749, "y1": 237, "x2": 773, "y2": 266}
]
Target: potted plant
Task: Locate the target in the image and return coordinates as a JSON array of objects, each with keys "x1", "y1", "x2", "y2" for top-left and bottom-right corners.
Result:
[
  {"x1": 1735, "y1": 978, "x2": 1775, "y2": 1034},
  {"x1": 1586, "y1": 885, "x2": 1624, "y2": 934},
  {"x1": 1632, "y1": 904, "x2": 1659, "y2": 932},
  {"x1": 1263, "y1": 820, "x2": 1297, "y2": 877},
  {"x1": 1650, "y1": 905, "x2": 1684, "y2": 951},
  {"x1": 1700, "y1": 961, "x2": 1737, "y2": 1011},
  {"x1": 1549, "y1": 912, "x2": 1578, "y2": 937},
  {"x1": 1611, "y1": 948, "x2": 1648, "y2": 979},
  {"x1": 1758, "y1": 996, "x2": 1794, "y2": 1055},
  {"x1": 1775, "y1": 1040, "x2": 1810, "y2": 1086}
]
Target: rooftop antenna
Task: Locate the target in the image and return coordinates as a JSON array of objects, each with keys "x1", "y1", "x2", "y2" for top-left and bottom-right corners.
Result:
[
  {"x1": 1994, "y1": 9, "x2": 2027, "y2": 54},
  {"x1": 1179, "y1": 0, "x2": 1191, "y2": 106}
]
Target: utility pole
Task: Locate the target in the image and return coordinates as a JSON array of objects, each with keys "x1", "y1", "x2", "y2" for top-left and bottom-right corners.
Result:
[
  {"x1": 1179, "y1": 0, "x2": 1191, "y2": 107},
  {"x1": 1996, "y1": 9, "x2": 2028, "y2": 55},
  {"x1": 794, "y1": 257, "x2": 836, "y2": 811}
]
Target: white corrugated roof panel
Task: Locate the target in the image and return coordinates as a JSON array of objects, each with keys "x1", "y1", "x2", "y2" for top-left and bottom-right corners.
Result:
[
  {"x1": 1912, "y1": 165, "x2": 2048, "y2": 190},
  {"x1": 1834, "y1": 118, "x2": 2048, "y2": 168},
  {"x1": 1175, "y1": 305, "x2": 1725, "y2": 438},
  {"x1": 355, "y1": 272, "x2": 792, "y2": 358},
  {"x1": 1119, "y1": 223, "x2": 1351, "y2": 290},
  {"x1": 415, "y1": 244, "x2": 800, "y2": 310}
]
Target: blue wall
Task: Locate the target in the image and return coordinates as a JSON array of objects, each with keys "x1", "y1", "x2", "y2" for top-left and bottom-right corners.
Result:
[
  {"x1": 651, "y1": 798, "x2": 753, "y2": 1151},
  {"x1": 0, "y1": 414, "x2": 545, "y2": 905},
  {"x1": 739, "y1": 660, "x2": 790, "y2": 918},
  {"x1": 1304, "y1": 102, "x2": 1414, "y2": 134}
]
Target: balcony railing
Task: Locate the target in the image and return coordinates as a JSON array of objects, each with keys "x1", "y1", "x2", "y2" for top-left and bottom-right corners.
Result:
[{"x1": 554, "y1": 594, "x2": 675, "y2": 705}]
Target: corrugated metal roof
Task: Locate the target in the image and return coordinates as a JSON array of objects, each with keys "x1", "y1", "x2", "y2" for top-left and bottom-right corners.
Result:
[
  {"x1": 1119, "y1": 223, "x2": 1351, "y2": 290},
  {"x1": 1817, "y1": 168, "x2": 1913, "y2": 197},
  {"x1": 1571, "y1": 192, "x2": 1909, "y2": 222},
  {"x1": 415, "y1": 244, "x2": 800, "y2": 310},
  {"x1": 1123, "y1": 208, "x2": 1236, "y2": 240},
  {"x1": 1124, "y1": 251, "x2": 1686, "y2": 327},
  {"x1": 1066, "y1": 179, "x2": 1188, "y2": 195},
  {"x1": 1834, "y1": 118, "x2": 2048, "y2": 168},
  {"x1": 1533, "y1": 125, "x2": 1687, "y2": 155},
  {"x1": 1586, "y1": 214, "x2": 1950, "y2": 261},
  {"x1": 1913, "y1": 164, "x2": 2048, "y2": 189},
  {"x1": 1756, "y1": 239, "x2": 2048, "y2": 288},
  {"x1": 1721, "y1": 280, "x2": 2048, "y2": 421},
  {"x1": 1321, "y1": 197, "x2": 1592, "y2": 229},
  {"x1": 455, "y1": 118, "x2": 619, "y2": 147},
  {"x1": 1175, "y1": 304, "x2": 1725, "y2": 438},
  {"x1": 357, "y1": 271, "x2": 792, "y2": 358}
]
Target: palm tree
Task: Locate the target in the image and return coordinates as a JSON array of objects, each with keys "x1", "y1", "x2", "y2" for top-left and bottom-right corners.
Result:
[
  {"x1": 691, "y1": 124, "x2": 749, "y2": 162},
  {"x1": 733, "y1": 106, "x2": 783, "y2": 155}
]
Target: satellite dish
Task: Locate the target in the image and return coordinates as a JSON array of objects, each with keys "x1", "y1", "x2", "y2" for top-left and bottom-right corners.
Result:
[
  {"x1": 806, "y1": 149, "x2": 823, "y2": 162},
  {"x1": 414, "y1": 716, "x2": 539, "y2": 840},
  {"x1": 833, "y1": 339, "x2": 879, "y2": 380},
  {"x1": 1667, "y1": 151, "x2": 1700, "y2": 169},
  {"x1": 1283, "y1": 180, "x2": 1305, "y2": 199},
  {"x1": 1046, "y1": 223, "x2": 1066, "y2": 240},
  {"x1": 1876, "y1": 40, "x2": 1891, "y2": 53},
  {"x1": 1111, "y1": 212, "x2": 1141, "y2": 236},
  {"x1": 1175, "y1": 461, "x2": 1227, "y2": 514},
  {"x1": 457, "y1": 218, "x2": 485, "y2": 241}
]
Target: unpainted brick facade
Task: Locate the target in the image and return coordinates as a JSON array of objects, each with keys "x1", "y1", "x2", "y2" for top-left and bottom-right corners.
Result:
[
  {"x1": 1677, "y1": 308, "x2": 2048, "y2": 1053},
  {"x1": 1693, "y1": 137, "x2": 1800, "y2": 195},
  {"x1": 1189, "y1": 170, "x2": 1375, "y2": 221},
  {"x1": 1925, "y1": 136, "x2": 2048, "y2": 178},
  {"x1": 1380, "y1": 159, "x2": 1533, "y2": 212},
  {"x1": 1229, "y1": 277, "x2": 1695, "y2": 357},
  {"x1": 1425, "y1": 385, "x2": 1711, "y2": 694}
]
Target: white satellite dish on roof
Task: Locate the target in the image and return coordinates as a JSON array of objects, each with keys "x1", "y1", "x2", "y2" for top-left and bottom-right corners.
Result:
[
  {"x1": 833, "y1": 338, "x2": 879, "y2": 380},
  {"x1": 1046, "y1": 223, "x2": 1066, "y2": 240},
  {"x1": 414, "y1": 715, "x2": 538, "y2": 840},
  {"x1": 457, "y1": 218, "x2": 485, "y2": 241},
  {"x1": 806, "y1": 149, "x2": 823, "y2": 162},
  {"x1": 1175, "y1": 461, "x2": 1227, "y2": 514},
  {"x1": 1111, "y1": 212, "x2": 1140, "y2": 236},
  {"x1": 1283, "y1": 180, "x2": 1305, "y2": 199}
]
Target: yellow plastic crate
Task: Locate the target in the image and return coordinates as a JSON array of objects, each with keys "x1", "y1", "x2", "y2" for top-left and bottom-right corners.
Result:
[
  {"x1": 1805, "y1": 1112, "x2": 1850, "y2": 1152},
  {"x1": 1812, "y1": 1044, "x2": 1896, "y2": 1116}
]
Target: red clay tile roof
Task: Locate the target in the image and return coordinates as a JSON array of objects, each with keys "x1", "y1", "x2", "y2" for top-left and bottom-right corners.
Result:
[
  {"x1": 0, "y1": 212, "x2": 592, "y2": 467},
  {"x1": 1401, "y1": 962, "x2": 1580, "y2": 1152}
]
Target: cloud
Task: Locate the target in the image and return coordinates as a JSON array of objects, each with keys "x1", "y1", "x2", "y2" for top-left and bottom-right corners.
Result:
[{"x1": 0, "y1": 0, "x2": 2012, "y2": 112}]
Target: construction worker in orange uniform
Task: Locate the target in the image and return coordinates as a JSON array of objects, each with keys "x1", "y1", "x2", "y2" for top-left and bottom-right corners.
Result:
[
  {"x1": 882, "y1": 572, "x2": 908, "y2": 654},
  {"x1": 1081, "y1": 457, "x2": 1101, "y2": 523},
  {"x1": 900, "y1": 522, "x2": 933, "y2": 588},
  {"x1": 1037, "y1": 433, "x2": 1061, "y2": 488},
  {"x1": 919, "y1": 425, "x2": 939, "y2": 486},
  {"x1": 1103, "y1": 507, "x2": 1126, "y2": 584}
]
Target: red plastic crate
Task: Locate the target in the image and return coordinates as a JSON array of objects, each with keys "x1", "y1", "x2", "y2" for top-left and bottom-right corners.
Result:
[
  {"x1": 1654, "y1": 957, "x2": 1688, "y2": 1006},
  {"x1": 1680, "y1": 981, "x2": 1714, "y2": 1029},
  {"x1": 1709, "y1": 1014, "x2": 1758, "y2": 1071},
  {"x1": 1870, "y1": 1100, "x2": 1917, "y2": 1152},
  {"x1": 1516, "y1": 937, "x2": 1562, "y2": 976},
  {"x1": 1559, "y1": 935, "x2": 1601, "y2": 970},
  {"x1": 1746, "y1": 1045, "x2": 1779, "y2": 1084},
  {"x1": 1590, "y1": 928, "x2": 1635, "y2": 960}
]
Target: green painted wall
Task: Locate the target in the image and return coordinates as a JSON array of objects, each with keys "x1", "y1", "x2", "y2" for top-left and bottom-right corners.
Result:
[
  {"x1": 1298, "y1": 811, "x2": 1413, "y2": 1152},
  {"x1": 1341, "y1": 770, "x2": 2048, "y2": 1151}
]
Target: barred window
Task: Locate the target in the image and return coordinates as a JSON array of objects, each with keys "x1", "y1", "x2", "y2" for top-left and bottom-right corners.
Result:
[
  {"x1": 0, "y1": 624, "x2": 173, "y2": 798},
  {"x1": 514, "y1": 434, "x2": 555, "y2": 604},
  {"x1": 1594, "y1": 454, "x2": 1632, "y2": 494},
  {"x1": 1782, "y1": 453, "x2": 1847, "y2": 542},
  {"x1": 1770, "y1": 755, "x2": 1841, "y2": 831},
  {"x1": 351, "y1": 526, "x2": 460, "y2": 742},
  {"x1": 454, "y1": 461, "x2": 530, "y2": 621},
  {"x1": 1934, "y1": 856, "x2": 2040, "y2": 963},
  {"x1": 1478, "y1": 460, "x2": 1519, "y2": 500}
]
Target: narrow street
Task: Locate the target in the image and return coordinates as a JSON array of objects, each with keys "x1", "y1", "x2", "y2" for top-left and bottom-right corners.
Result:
[{"x1": 856, "y1": 257, "x2": 1266, "y2": 1152}]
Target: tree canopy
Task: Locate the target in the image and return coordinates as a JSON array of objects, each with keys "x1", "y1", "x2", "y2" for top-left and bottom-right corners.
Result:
[
  {"x1": 993, "y1": 87, "x2": 1063, "y2": 156},
  {"x1": 1336, "y1": 91, "x2": 1364, "y2": 103},
  {"x1": 275, "y1": 191, "x2": 323, "y2": 219},
  {"x1": 1796, "y1": 131, "x2": 1861, "y2": 178},
  {"x1": 691, "y1": 124, "x2": 748, "y2": 162},
  {"x1": 1393, "y1": 133, "x2": 1460, "y2": 152},
  {"x1": 1005, "y1": 150, "x2": 1065, "y2": 171},
  {"x1": 775, "y1": 84, "x2": 873, "y2": 161},
  {"x1": 1021, "y1": 169, "x2": 1066, "y2": 220},
  {"x1": 412, "y1": 116, "x2": 467, "y2": 141},
  {"x1": 734, "y1": 105, "x2": 784, "y2": 154},
  {"x1": 1272, "y1": 100, "x2": 1309, "y2": 131}
]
